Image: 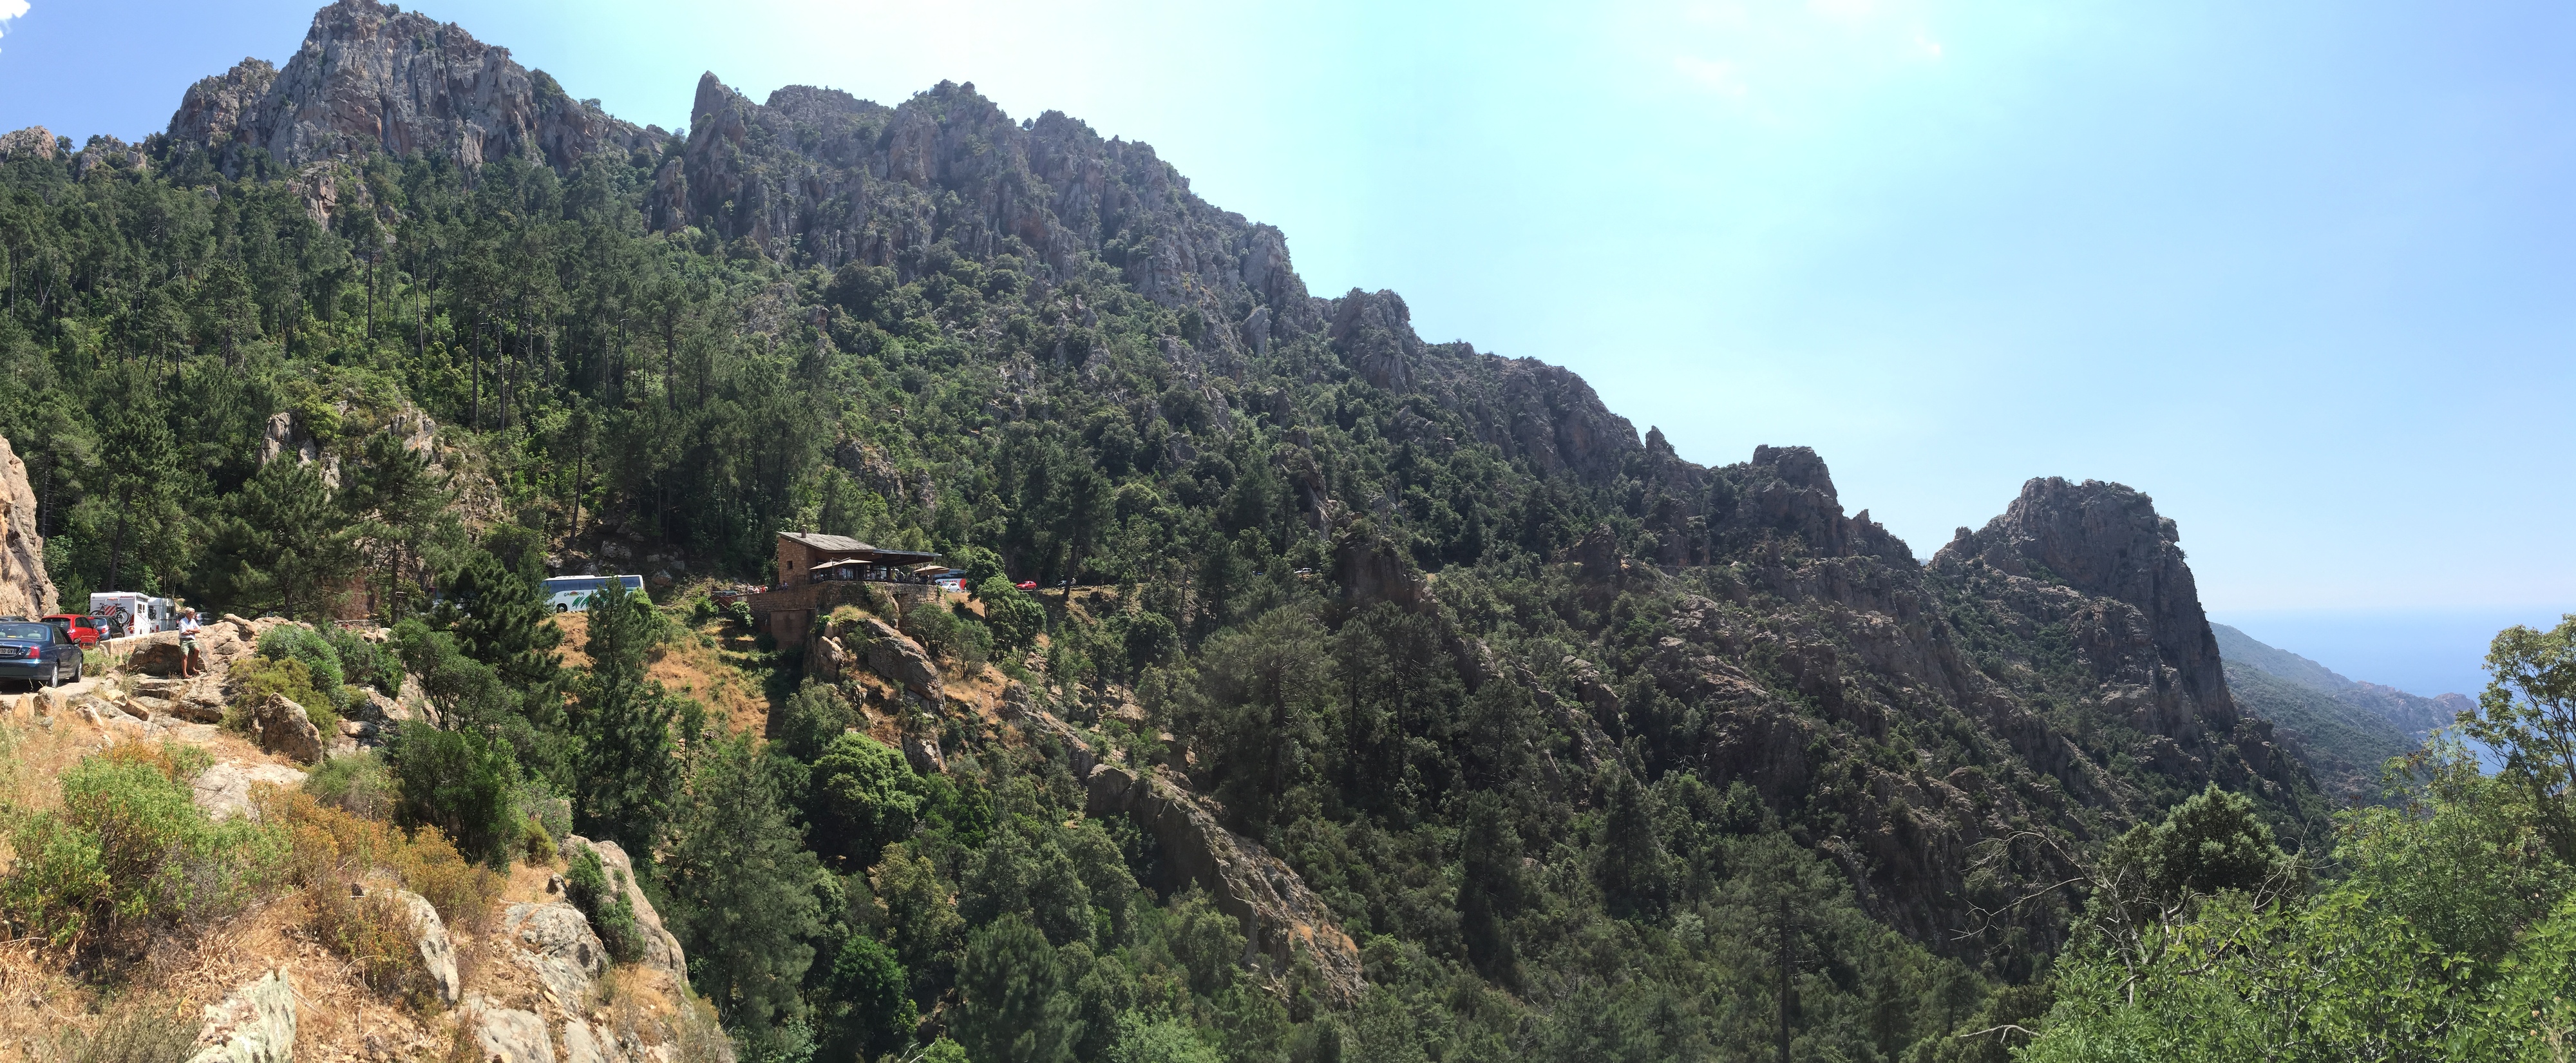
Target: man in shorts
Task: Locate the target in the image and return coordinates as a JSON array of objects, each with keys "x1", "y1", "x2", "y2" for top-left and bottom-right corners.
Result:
[{"x1": 178, "y1": 608, "x2": 203, "y2": 678}]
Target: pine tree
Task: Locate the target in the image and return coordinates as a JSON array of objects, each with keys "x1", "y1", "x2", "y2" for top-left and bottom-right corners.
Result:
[
  {"x1": 665, "y1": 734, "x2": 824, "y2": 1036},
  {"x1": 954, "y1": 913, "x2": 1081, "y2": 1063},
  {"x1": 231, "y1": 456, "x2": 357, "y2": 620},
  {"x1": 435, "y1": 548, "x2": 562, "y2": 690},
  {"x1": 572, "y1": 581, "x2": 680, "y2": 857},
  {"x1": 345, "y1": 429, "x2": 450, "y2": 619}
]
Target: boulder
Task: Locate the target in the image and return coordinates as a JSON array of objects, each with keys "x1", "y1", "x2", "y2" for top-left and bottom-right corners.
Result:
[
  {"x1": 243, "y1": 693, "x2": 325, "y2": 764},
  {"x1": 35, "y1": 678, "x2": 100, "y2": 716},
  {"x1": 811, "y1": 635, "x2": 851, "y2": 683},
  {"x1": 561, "y1": 836, "x2": 689, "y2": 980},
  {"x1": 855, "y1": 617, "x2": 943, "y2": 707},
  {"x1": 395, "y1": 888, "x2": 460, "y2": 1004},
  {"x1": 189, "y1": 760, "x2": 309, "y2": 821},
  {"x1": 187, "y1": 969, "x2": 294, "y2": 1063},
  {"x1": 465, "y1": 997, "x2": 556, "y2": 1063},
  {"x1": 1086, "y1": 764, "x2": 1365, "y2": 1006},
  {"x1": 350, "y1": 685, "x2": 417, "y2": 725},
  {"x1": 131, "y1": 671, "x2": 230, "y2": 723},
  {"x1": 126, "y1": 622, "x2": 255, "y2": 678},
  {"x1": 504, "y1": 902, "x2": 610, "y2": 1010}
]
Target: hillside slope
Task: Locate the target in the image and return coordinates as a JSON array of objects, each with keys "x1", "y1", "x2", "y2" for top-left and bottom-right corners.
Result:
[
  {"x1": 2210, "y1": 622, "x2": 2470, "y2": 740},
  {"x1": 0, "y1": 1, "x2": 2334, "y2": 1057}
]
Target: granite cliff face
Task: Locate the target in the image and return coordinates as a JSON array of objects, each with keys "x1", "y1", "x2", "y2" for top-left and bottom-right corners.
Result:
[
  {"x1": 1934, "y1": 478, "x2": 2238, "y2": 745},
  {"x1": 164, "y1": 0, "x2": 662, "y2": 176},
  {"x1": 0, "y1": 435, "x2": 55, "y2": 619}
]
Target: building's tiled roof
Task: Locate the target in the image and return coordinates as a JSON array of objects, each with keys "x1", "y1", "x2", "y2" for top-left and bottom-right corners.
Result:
[{"x1": 780, "y1": 532, "x2": 874, "y2": 553}]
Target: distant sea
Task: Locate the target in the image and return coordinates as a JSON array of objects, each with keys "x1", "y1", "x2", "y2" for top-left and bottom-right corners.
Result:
[{"x1": 2210, "y1": 608, "x2": 2573, "y2": 700}]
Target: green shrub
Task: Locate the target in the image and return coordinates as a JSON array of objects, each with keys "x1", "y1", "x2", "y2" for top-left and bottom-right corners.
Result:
[
  {"x1": 44, "y1": 999, "x2": 200, "y2": 1063},
  {"x1": 384, "y1": 722, "x2": 523, "y2": 867},
  {"x1": 304, "y1": 751, "x2": 395, "y2": 819},
  {"x1": 902, "y1": 605, "x2": 991, "y2": 668},
  {"x1": 775, "y1": 679, "x2": 858, "y2": 762},
  {"x1": 810, "y1": 733, "x2": 925, "y2": 866},
  {"x1": 228, "y1": 655, "x2": 343, "y2": 738},
  {"x1": 327, "y1": 627, "x2": 402, "y2": 696},
  {"x1": 309, "y1": 887, "x2": 434, "y2": 1000},
  {"x1": 974, "y1": 577, "x2": 1046, "y2": 653},
  {"x1": 258, "y1": 625, "x2": 346, "y2": 697},
  {"x1": 564, "y1": 841, "x2": 643, "y2": 963},
  {"x1": 0, "y1": 754, "x2": 287, "y2": 948}
]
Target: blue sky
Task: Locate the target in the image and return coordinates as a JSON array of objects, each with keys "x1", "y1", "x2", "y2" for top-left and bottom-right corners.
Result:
[{"x1": 3, "y1": 0, "x2": 2570, "y2": 696}]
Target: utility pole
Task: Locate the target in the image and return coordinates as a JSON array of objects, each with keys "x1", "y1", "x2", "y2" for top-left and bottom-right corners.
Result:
[{"x1": 1777, "y1": 892, "x2": 1793, "y2": 1063}]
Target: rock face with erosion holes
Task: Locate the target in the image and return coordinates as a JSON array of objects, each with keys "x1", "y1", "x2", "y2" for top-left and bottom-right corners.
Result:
[
  {"x1": 0, "y1": 434, "x2": 56, "y2": 618},
  {"x1": 396, "y1": 888, "x2": 461, "y2": 1005},
  {"x1": 187, "y1": 969, "x2": 295, "y2": 1063}
]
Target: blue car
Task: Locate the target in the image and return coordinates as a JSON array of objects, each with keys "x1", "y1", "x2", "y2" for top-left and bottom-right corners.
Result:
[{"x1": 0, "y1": 619, "x2": 84, "y2": 689}]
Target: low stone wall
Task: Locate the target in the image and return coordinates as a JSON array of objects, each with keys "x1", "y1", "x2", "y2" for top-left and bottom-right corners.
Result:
[{"x1": 746, "y1": 580, "x2": 941, "y2": 648}]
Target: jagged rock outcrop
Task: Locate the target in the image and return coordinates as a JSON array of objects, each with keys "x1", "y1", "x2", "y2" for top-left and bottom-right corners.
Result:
[
  {"x1": 189, "y1": 970, "x2": 296, "y2": 1063},
  {"x1": 164, "y1": 0, "x2": 663, "y2": 177},
  {"x1": 1934, "y1": 477, "x2": 2237, "y2": 742},
  {"x1": 0, "y1": 434, "x2": 56, "y2": 618},
  {"x1": 661, "y1": 76, "x2": 1314, "y2": 336},
  {"x1": 560, "y1": 836, "x2": 688, "y2": 980},
  {"x1": 855, "y1": 616, "x2": 944, "y2": 707},
  {"x1": 504, "y1": 901, "x2": 610, "y2": 1011},
  {"x1": 1086, "y1": 764, "x2": 1367, "y2": 1006},
  {"x1": 994, "y1": 684, "x2": 1364, "y2": 1004},
  {"x1": 0, "y1": 126, "x2": 58, "y2": 161}
]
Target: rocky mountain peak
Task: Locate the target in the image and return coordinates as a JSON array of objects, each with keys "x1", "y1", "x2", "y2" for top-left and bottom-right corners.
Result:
[
  {"x1": 1752, "y1": 443, "x2": 1838, "y2": 496},
  {"x1": 1937, "y1": 477, "x2": 2233, "y2": 725},
  {"x1": 164, "y1": 0, "x2": 662, "y2": 175},
  {"x1": 0, "y1": 126, "x2": 62, "y2": 161}
]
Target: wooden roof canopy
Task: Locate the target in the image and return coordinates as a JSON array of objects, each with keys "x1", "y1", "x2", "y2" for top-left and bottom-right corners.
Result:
[{"x1": 782, "y1": 532, "x2": 941, "y2": 567}]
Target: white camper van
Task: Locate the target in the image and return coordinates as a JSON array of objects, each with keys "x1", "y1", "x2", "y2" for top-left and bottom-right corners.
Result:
[
  {"x1": 87, "y1": 592, "x2": 175, "y2": 637},
  {"x1": 540, "y1": 575, "x2": 647, "y2": 613}
]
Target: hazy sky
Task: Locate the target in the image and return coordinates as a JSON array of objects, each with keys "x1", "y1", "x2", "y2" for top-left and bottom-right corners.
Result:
[{"x1": 2, "y1": 0, "x2": 2569, "y2": 694}]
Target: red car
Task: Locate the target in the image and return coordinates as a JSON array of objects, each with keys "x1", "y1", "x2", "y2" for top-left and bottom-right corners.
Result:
[
  {"x1": 41, "y1": 613, "x2": 102, "y2": 647},
  {"x1": 1016, "y1": 580, "x2": 1037, "y2": 591}
]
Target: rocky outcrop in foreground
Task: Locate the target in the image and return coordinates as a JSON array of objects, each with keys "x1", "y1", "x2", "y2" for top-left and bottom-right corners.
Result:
[{"x1": 188, "y1": 970, "x2": 295, "y2": 1063}]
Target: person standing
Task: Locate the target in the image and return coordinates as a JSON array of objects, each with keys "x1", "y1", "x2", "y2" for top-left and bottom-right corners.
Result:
[{"x1": 177, "y1": 608, "x2": 203, "y2": 678}]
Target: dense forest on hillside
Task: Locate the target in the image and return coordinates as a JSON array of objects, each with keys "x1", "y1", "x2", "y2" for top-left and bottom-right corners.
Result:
[{"x1": 5, "y1": 15, "x2": 2573, "y2": 1055}]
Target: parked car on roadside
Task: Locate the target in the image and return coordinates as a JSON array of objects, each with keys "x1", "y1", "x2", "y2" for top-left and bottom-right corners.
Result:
[
  {"x1": 1016, "y1": 580, "x2": 1037, "y2": 591},
  {"x1": 0, "y1": 619, "x2": 84, "y2": 689},
  {"x1": 40, "y1": 614, "x2": 102, "y2": 647}
]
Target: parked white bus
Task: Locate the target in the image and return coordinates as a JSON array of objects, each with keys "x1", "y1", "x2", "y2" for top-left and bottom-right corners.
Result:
[{"x1": 540, "y1": 575, "x2": 647, "y2": 613}]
